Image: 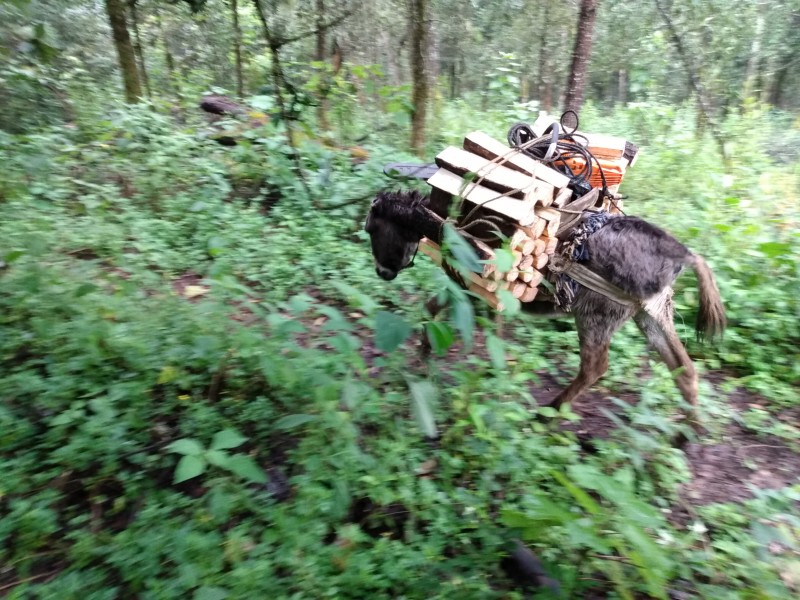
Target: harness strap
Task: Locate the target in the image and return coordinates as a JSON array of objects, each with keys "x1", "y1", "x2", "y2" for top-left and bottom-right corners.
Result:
[{"x1": 548, "y1": 254, "x2": 673, "y2": 317}]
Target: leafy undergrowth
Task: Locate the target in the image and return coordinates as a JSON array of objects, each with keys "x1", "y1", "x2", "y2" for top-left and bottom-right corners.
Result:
[{"x1": 1, "y1": 105, "x2": 799, "y2": 599}]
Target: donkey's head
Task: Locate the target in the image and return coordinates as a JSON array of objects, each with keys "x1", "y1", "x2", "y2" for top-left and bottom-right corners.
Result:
[{"x1": 364, "y1": 191, "x2": 428, "y2": 281}]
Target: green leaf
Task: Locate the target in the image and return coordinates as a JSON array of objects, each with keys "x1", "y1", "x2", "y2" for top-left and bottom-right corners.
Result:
[
  {"x1": 757, "y1": 241, "x2": 790, "y2": 258},
  {"x1": 452, "y1": 296, "x2": 475, "y2": 351},
  {"x1": 207, "y1": 236, "x2": 226, "y2": 258},
  {"x1": 4, "y1": 250, "x2": 24, "y2": 264},
  {"x1": 496, "y1": 289, "x2": 520, "y2": 316},
  {"x1": 205, "y1": 449, "x2": 230, "y2": 468},
  {"x1": 485, "y1": 334, "x2": 506, "y2": 370},
  {"x1": 551, "y1": 471, "x2": 603, "y2": 515},
  {"x1": 426, "y1": 321, "x2": 455, "y2": 356},
  {"x1": 408, "y1": 380, "x2": 438, "y2": 439},
  {"x1": 167, "y1": 438, "x2": 204, "y2": 456},
  {"x1": 174, "y1": 455, "x2": 206, "y2": 483},
  {"x1": 223, "y1": 454, "x2": 267, "y2": 484},
  {"x1": 493, "y1": 248, "x2": 515, "y2": 273},
  {"x1": 317, "y1": 305, "x2": 353, "y2": 332},
  {"x1": 74, "y1": 283, "x2": 97, "y2": 297},
  {"x1": 443, "y1": 223, "x2": 482, "y2": 273},
  {"x1": 374, "y1": 310, "x2": 412, "y2": 352},
  {"x1": 210, "y1": 429, "x2": 247, "y2": 451},
  {"x1": 157, "y1": 365, "x2": 179, "y2": 385},
  {"x1": 194, "y1": 586, "x2": 230, "y2": 600},
  {"x1": 274, "y1": 414, "x2": 318, "y2": 431}
]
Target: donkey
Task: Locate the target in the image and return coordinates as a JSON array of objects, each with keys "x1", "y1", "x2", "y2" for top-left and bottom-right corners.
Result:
[{"x1": 364, "y1": 190, "x2": 726, "y2": 424}]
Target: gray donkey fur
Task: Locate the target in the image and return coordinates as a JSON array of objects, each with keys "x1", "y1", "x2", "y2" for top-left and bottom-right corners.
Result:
[{"x1": 364, "y1": 191, "x2": 726, "y2": 424}]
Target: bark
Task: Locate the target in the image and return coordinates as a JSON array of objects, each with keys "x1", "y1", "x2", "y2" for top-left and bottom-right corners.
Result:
[
  {"x1": 617, "y1": 69, "x2": 628, "y2": 105},
  {"x1": 536, "y1": 0, "x2": 552, "y2": 112},
  {"x1": 231, "y1": 0, "x2": 245, "y2": 98},
  {"x1": 742, "y1": 9, "x2": 765, "y2": 102},
  {"x1": 563, "y1": 0, "x2": 598, "y2": 114},
  {"x1": 408, "y1": 0, "x2": 428, "y2": 157},
  {"x1": 315, "y1": 0, "x2": 329, "y2": 129},
  {"x1": 252, "y1": 0, "x2": 315, "y2": 204},
  {"x1": 129, "y1": 0, "x2": 151, "y2": 100},
  {"x1": 767, "y1": 10, "x2": 800, "y2": 108},
  {"x1": 154, "y1": 5, "x2": 182, "y2": 105},
  {"x1": 104, "y1": 0, "x2": 142, "y2": 103}
]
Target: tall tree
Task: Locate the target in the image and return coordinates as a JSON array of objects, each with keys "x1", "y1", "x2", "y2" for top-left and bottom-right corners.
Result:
[
  {"x1": 153, "y1": 3, "x2": 182, "y2": 106},
  {"x1": 408, "y1": 0, "x2": 428, "y2": 157},
  {"x1": 563, "y1": 0, "x2": 598, "y2": 114},
  {"x1": 231, "y1": 0, "x2": 245, "y2": 97},
  {"x1": 315, "y1": 0, "x2": 330, "y2": 129},
  {"x1": 104, "y1": 0, "x2": 143, "y2": 103},
  {"x1": 129, "y1": 0, "x2": 152, "y2": 100},
  {"x1": 536, "y1": 0, "x2": 553, "y2": 112}
]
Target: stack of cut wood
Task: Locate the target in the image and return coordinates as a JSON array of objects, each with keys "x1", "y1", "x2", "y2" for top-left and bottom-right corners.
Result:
[{"x1": 421, "y1": 124, "x2": 638, "y2": 309}]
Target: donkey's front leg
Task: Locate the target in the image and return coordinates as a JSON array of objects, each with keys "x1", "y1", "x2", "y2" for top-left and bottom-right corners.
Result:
[
  {"x1": 547, "y1": 341, "x2": 610, "y2": 409},
  {"x1": 546, "y1": 300, "x2": 632, "y2": 410}
]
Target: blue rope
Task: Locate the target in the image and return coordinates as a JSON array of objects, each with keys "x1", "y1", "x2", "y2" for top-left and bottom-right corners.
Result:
[{"x1": 555, "y1": 211, "x2": 614, "y2": 309}]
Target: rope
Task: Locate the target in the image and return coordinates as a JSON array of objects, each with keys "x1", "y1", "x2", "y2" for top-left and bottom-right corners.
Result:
[{"x1": 549, "y1": 211, "x2": 615, "y2": 310}]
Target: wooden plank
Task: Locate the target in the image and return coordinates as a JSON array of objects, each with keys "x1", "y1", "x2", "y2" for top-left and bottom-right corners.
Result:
[
  {"x1": 511, "y1": 282, "x2": 527, "y2": 299},
  {"x1": 419, "y1": 239, "x2": 499, "y2": 292},
  {"x1": 519, "y1": 268, "x2": 544, "y2": 287},
  {"x1": 521, "y1": 285, "x2": 539, "y2": 302},
  {"x1": 518, "y1": 237, "x2": 536, "y2": 255},
  {"x1": 541, "y1": 235, "x2": 559, "y2": 254},
  {"x1": 552, "y1": 186, "x2": 573, "y2": 207},
  {"x1": 468, "y1": 283, "x2": 503, "y2": 310},
  {"x1": 427, "y1": 168, "x2": 537, "y2": 226},
  {"x1": 522, "y1": 219, "x2": 546, "y2": 240},
  {"x1": 435, "y1": 146, "x2": 537, "y2": 201},
  {"x1": 462, "y1": 131, "x2": 571, "y2": 189},
  {"x1": 535, "y1": 206, "x2": 561, "y2": 237}
]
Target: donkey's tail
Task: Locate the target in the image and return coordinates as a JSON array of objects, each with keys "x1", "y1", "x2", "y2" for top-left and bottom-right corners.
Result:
[{"x1": 689, "y1": 254, "x2": 726, "y2": 341}]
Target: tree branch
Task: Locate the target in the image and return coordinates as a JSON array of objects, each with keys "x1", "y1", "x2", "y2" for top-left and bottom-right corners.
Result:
[
  {"x1": 252, "y1": 0, "x2": 316, "y2": 205},
  {"x1": 653, "y1": 0, "x2": 730, "y2": 168},
  {"x1": 272, "y1": 7, "x2": 355, "y2": 49}
]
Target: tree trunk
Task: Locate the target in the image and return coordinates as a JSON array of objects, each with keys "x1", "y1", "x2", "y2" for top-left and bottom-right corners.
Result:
[
  {"x1": 409, "y1": 0, "x2": 428, "y2": 157},
  {"x1": 563, "y1": 0, "x2": 598, "y2": 114},
  {"x1": 315, "y1": 0, "x2": 330, "y2": 129},
  {"x1": 742, "y1": 10, "x2": 765, "y2": 103},
  {"x1": 536, "y1": 0, "x2": 552, "y2": 112},
  {"x1": 617, "y1": 68, "x2": 628, "y2": 105},
  {"x1": 105, "y1": 0, "x2": 142, "y2": 103},
  {"x1": 767, "y1": 10, "x2": 800, "y2": 108},
  {"x1": 129, "y1": 1, "x2": 151, "y2": 100},
  {"x1": 154, "y1": 5, "x2": 182, "y2": 106},
  {"x1": 231, "y1": 0, "x2": 245, "y2": 98}
]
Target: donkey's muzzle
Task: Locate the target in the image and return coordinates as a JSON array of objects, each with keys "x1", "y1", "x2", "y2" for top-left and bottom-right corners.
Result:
[{"x1": 376, "y1": 266, "x2": 397, "y2": 281}]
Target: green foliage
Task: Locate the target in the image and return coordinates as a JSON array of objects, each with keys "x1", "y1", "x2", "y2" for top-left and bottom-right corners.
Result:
[
  {"x1": 166, "y1": 429, "x2": 266, "y2": 484},
  {"x1": 0, "y1": 91, "x2": 798, "y2": 600}
]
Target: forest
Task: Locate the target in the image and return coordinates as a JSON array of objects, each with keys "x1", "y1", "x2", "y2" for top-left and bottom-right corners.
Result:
[{"x1": 1, "y1": 0, "x2": 799, "y2": 598}]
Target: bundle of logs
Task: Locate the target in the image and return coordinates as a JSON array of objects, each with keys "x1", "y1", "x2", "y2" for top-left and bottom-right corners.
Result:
[{"x1": 420, "y1": 119, "x2": 640, "y2": 310}]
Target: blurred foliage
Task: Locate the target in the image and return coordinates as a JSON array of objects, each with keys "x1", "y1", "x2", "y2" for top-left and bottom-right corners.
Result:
[{"x1": 0, "y1": 0, "x2": 798, "y2": 598}]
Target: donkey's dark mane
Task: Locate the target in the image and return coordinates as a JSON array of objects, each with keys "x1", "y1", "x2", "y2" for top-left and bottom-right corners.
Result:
[{"x1": 371, "y1": 190, "x2": 442, "y2": 242}]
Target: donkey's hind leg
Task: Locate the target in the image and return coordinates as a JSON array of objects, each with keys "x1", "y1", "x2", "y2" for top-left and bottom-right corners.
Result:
[{"x1": 633, "y1": 309, "x2": 699, "y2": 426}]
